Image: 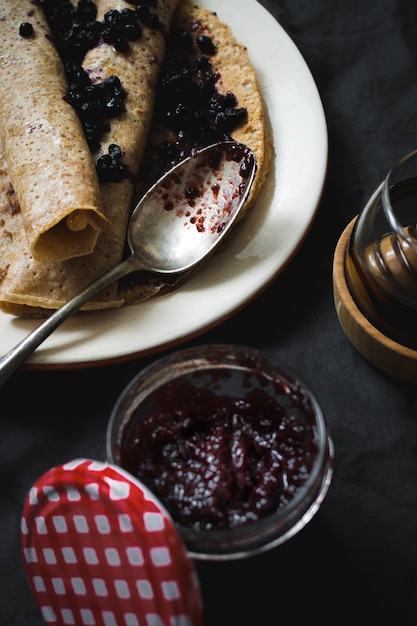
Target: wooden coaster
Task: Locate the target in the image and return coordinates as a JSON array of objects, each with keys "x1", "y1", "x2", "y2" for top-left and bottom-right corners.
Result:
[{"x1": 333, "y1": 217, "x2": 417, "y2": 384}]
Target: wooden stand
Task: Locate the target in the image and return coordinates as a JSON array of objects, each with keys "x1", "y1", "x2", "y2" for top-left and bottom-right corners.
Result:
[{"x1": 333, "y1": 217, "x2": 417, "y2": 384}]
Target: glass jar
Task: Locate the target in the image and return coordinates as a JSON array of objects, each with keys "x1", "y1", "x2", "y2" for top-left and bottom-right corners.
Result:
[
  {"x1": 107, "y1": 344, "x2": 334, "y2": 561},
  {"x1": 345, "y1": 149, "x2": 417, "y2": 349}
]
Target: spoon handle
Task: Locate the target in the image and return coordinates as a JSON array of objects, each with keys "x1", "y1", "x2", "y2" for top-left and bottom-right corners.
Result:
[{"x1": 0, "y1": 256, "x2": 137, "y2": 386}]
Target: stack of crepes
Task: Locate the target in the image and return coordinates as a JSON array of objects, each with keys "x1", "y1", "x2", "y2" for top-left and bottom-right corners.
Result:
[
  {"x1": 0, "y1": 0, "x2": 272, "y2": 317},
  {"x1": 0, "y1": 0, "x2": 181, "y2": 317}
]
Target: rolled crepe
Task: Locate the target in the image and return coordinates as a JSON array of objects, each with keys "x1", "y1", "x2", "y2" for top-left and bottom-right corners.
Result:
[
  {"x1": 0, "y1": 140, "x2": 21, "y2": 283},
  {"x1": 0, "y1": 0, "x2": 107, "y2": 263},
  {"x1": 157, "y1": 0, "x2": 272, "y2": 213},
  {"x1": 122, "y1": 0, "x2": 273, "y2": 304},
  {"x1": 0, "y1": 0, "x2": 181, "y2": 315}
]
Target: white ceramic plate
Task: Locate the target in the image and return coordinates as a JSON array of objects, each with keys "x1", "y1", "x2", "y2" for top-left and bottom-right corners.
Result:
[{"x1": 0, "y1": 0, "x2": 328, "y2": 369}]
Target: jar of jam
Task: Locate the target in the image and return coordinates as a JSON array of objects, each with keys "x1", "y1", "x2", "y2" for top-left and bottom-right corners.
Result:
[
  {"x1": 345, "y1": 149, "x2": 417, "y2": 349},
  {"x1": 20, "y1": 346, "x2": 333, "y2": 625},
  {"x1": 107, "y1": 344, "x2": 334, "y2": 560}
]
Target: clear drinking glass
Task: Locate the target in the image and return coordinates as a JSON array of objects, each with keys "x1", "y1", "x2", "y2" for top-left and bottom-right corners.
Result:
[{"x1": 345, "y1": 149, "x2": 417, "y2": 349}]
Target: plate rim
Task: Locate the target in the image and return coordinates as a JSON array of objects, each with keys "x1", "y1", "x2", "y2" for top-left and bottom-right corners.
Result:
[{"x1": 0, "y1": 0, "x2": 328, "y2": 370}]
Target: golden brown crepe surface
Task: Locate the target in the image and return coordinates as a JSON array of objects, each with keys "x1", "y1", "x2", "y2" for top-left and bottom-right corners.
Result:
[
  {"x1": 0, "y1": 0, "x2": 181, "y2": 316},
  {"x1": 0, "y1": 0, "x2": 271, "y2": 317},
  {"x1": 122, "y1": 0, "x2": 273, "y2": 304},
  {"x1": 0, "y1": 0, "x2": 106, "y2": 263},
  {"x1": 171, "y1": 1, "x2": 272, "y2": 214},
  {"x1": 0, "y1": 142, "x2": 20, "y2": 285}
]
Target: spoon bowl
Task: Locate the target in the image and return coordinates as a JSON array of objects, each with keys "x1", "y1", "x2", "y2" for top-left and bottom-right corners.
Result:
[
  {"x1": 0, "y1": 141, "x2": 256, "y2": 385},
  {"x1": 129, "y1": 141, "x2": 256, "y2": 274}
]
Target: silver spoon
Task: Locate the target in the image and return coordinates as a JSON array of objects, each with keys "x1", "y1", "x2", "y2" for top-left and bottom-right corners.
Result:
[{"x1": 0, "y1": 141, "x2": 256, "y2": 385}]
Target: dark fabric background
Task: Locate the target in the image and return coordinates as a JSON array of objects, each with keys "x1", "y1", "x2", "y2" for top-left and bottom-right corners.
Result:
[{"x1": 2, "y1": 1, "x2": 417, "y2": 624}]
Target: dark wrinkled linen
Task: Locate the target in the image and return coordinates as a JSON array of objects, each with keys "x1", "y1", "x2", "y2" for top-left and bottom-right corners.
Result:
[{"x1": 2, "y1": 1, "x2": 417, "y2": 624}]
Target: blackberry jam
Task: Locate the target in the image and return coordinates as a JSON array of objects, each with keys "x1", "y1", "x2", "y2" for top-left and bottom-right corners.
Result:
[{"x1": 107, "y1": 345, "x2": 333, "y2": 560}]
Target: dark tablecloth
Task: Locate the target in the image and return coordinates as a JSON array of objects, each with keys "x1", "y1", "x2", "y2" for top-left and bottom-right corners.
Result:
[{"x1": 2, "y1": 1, "x2": 417, "y2": 624}]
